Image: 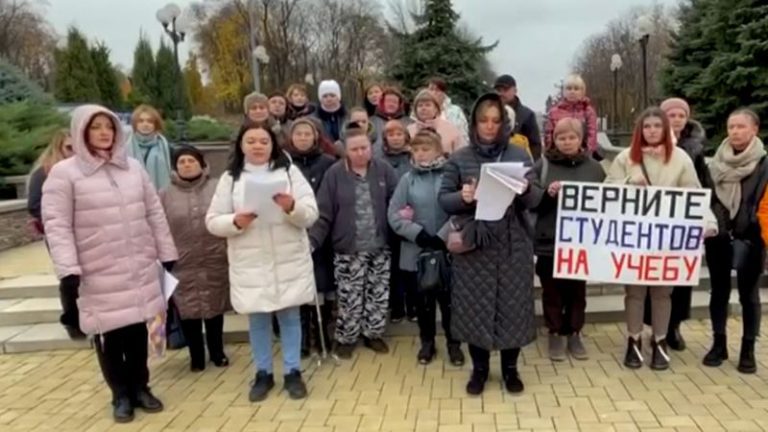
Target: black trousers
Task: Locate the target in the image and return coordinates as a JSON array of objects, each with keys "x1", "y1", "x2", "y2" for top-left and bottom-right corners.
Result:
[
  {"x1": 536, "y1": 256, "x2": 587, "y2": 335},
  {"x1": 706, "y1": 235, "x2": 763, "y2": 340},
  {"x1": 180, "y1": 315, "x2": 225, "y2": 368},
  {"x1": 468, "y1": 344, "x2": 520, "y2": 375},
  {"x1": 94, "y1": 322, "x2": 150, "y2": 400},
  {"x1": 403, "y1": 271, "x2": 458, "y2": 346},
  {"x1": 389, "y1": 244, "x2": 417, "y2": 319},
  {"x1": 300, "y1": 302, "x2": 333, "y2": 353}
]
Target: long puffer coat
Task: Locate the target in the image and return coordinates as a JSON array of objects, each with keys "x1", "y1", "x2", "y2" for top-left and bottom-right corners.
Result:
[
  {"x1": 161, "y1": 171, "x2": 230, "y2": 319},
  {"x1": 42, "y1": 105, "x2": 178, "y2": 335},
  {"x1": 438, "y1": 93, "x2": 543, "y2": 351}
]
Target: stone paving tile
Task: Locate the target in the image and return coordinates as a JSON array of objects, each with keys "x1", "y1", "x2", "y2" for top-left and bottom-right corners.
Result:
[{"x1": 0, "y1": 319, "x2": 767, "y2": 431}]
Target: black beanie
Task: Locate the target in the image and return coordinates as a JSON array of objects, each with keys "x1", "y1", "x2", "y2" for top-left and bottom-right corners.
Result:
[{"x1": 172, "y1": 145, "x2": 207, "y2": 170}]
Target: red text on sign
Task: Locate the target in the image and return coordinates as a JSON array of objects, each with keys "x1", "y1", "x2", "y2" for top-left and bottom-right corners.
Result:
[{"x1": 611, "y1": 253, "x2": 699, "y2": 282}]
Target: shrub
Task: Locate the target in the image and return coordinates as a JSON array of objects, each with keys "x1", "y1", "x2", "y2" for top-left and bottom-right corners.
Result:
[
  {"x1": 165, "y1": 116, "x2": 235, "y2": 143},
  {"x1": 0, "y1": 103, "x2": 68, "y2": 176}
]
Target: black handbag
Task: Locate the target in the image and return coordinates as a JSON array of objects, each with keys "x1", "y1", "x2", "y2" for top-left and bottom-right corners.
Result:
[
  {"x1": 416, "y1": 249, "x2": 451, "y2": 293},
  {"x1": 731, "y1": 238, "x2": 752, "y2": 271}
]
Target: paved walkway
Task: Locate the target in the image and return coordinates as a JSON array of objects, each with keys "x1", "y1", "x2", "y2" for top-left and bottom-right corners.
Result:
[{"x1": 0, "y1": 319, "x2": 766, "y2": 431}]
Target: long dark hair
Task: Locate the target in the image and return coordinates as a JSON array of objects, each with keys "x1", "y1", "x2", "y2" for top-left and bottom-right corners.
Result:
[{"x1": 228, "y1": 121, "x2": 291, "y2": 181}]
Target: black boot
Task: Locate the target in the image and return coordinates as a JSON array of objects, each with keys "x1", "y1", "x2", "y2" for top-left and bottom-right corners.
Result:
[
  {"x1": 112, "y1": 395, "x2": 134, "y2": 423},
  {"x1": 503, "y1": 368, "x2": 524, "y2": 394},
  {"x1": 737, "y1": 338, "x2": 757, "y2": 374},
  {"x1": 703, "y1": 334, "x2": 728, "y2": 367},
  {"x1": 465, "y1": 368, "x2": 488, "y2": 396},
  {"x1": 133, "y1": 387, "x2": 164, "y2": 413},
  {"x1": 624, "y1": 336, "x2": 643, "y2": 369},
  {"x1": 249, "y1": 371, "x2": 275, "y2": 402},
  {"x1": 666, "y1": 324, "x2": 686, "y2": 351},
  {"x1": 417, "y1": 340, "x2": 436, "y2": 365},
  {"x1": 283, "y1": 369, "x2": 308, "y2": 399},
  {"x1": 650, "y1": 338, "x2": 670, "y2": 371}
]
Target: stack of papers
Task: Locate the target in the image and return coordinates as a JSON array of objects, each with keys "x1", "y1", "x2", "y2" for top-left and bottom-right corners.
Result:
[
  {"x1": 475, "y1": 162, "x2": 529, "y2": 221},
  {"x1": 242, "y1": 174, "x2": 289, "y2": 224}
]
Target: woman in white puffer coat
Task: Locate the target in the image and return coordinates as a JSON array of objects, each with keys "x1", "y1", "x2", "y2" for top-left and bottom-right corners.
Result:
[{"x1": 206, "y1": 122, "x2": 318, "y2": 403}]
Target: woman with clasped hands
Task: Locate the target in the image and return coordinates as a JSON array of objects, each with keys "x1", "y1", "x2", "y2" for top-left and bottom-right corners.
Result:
[
  {"x1": 438, "y1": 92, "x2": 543, "y2": 396},
  {"x1": 206, "y1": 122, "x2": 318, "y2": 402},
  {"x1": 606, "y1": 107, "x2": 717, "y2": 372}
]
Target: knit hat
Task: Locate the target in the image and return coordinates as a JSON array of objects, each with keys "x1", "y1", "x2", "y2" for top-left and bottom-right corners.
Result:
[
  {"x1": 660, "y1": 98, "x2": 690, "y2": 117},
  {"x1": 172, "y1": 144, "x2": 207, "y2": 170},
  {"x1": 243, "y1": 92, "x2": 269, "y2": 113},
  {"x1": 413, "y1": 89, "x2": 442, "y2": 114},
  {"x1": 318, "y1": 80, "x2": 342, "y2": 100}
]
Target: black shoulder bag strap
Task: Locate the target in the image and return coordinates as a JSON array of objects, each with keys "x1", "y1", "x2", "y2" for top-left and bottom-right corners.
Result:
[{"x1": 640, "y1": 160, "x2": 652, "y2": 186}]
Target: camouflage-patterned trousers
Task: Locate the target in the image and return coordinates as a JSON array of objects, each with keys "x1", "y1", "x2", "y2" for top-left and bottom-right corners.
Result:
[{"x1": 333, "y1": 250, "x2": 391, "y2": 344}]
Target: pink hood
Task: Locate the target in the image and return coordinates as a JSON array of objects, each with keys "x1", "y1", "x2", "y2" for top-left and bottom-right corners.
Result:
[{"x1": 69, "y1": 104, "x2": 129, "y2": 176}]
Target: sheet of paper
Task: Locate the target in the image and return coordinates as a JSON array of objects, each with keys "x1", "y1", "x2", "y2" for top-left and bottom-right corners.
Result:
[
  {"x1": 157, "y1": 261, "x2": 179, "y2": 302},
  {"x1": 474, "y1": 162, "x2": 529, "y2": 221},
  {"x1": 242, "y1": 174, "x2": 289, "y2": 224}
]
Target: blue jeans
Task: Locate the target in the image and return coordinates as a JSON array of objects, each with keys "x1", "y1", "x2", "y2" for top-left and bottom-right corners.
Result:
[{"x1": 248, "y1": 307, "x2": 301, "y2": 374}]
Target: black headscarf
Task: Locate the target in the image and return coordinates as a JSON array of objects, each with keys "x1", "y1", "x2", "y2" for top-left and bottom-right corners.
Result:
[{"x1": 469, "y1": 92, "x2": 512, "y2": 159}]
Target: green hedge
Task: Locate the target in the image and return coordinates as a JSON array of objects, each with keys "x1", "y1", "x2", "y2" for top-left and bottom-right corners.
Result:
[
  {"x1": 0, "y1": 103, "x2": 68, "y2": 176},
  {"x1": 165, "y1": 116, "x2": 235, "y2": 143}
]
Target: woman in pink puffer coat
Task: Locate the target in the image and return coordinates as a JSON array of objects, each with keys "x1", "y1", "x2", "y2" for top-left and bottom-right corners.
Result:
[
  {"x1": 544, "y1": 74, "x2": 598, "y2": 153},
  {"x1": 42, "y1": 105, "x2": 178, "y2": 424}
]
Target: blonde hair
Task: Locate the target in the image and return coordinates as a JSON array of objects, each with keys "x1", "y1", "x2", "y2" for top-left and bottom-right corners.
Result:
[
  {"x1": 33, "y1": 129, "x2": 71, "y2": 174},
  {"x1": 411, "y1": 129, "x2": 442, "y2": 153},
  {"x1": 131, "y1": 104, "x2": 164, "y2": 132},
  {"x1": 553, "y1": 118, "x2": 584, "y2": 140},
  {"x1": 286, "y1": 83, "x2": 308, "y2": 99},
  {"x1": 564, "y1": 74, "x2": 587, "y2": 93}
]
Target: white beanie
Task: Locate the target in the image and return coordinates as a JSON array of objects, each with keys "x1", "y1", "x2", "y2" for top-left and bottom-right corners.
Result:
[{"x1": 318, "y1": 80, "x2": 341, "y2": 100}]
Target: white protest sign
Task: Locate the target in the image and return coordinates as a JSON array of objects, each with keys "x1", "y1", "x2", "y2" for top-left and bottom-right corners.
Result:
[
  {"x1": 474, "y1": 162, "x2": 529, "y2": 221},
  {"x1": 554, "y1": 182, "x2": 711, "y2": 286}
]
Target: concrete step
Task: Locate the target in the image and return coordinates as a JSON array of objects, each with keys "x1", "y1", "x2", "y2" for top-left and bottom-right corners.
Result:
[
  {"x1": 0, "y1": 289, "x2": 765, "y2": 355},
  {"x1": 2, "y1": 266, "x2": 761, "y2": 301}
]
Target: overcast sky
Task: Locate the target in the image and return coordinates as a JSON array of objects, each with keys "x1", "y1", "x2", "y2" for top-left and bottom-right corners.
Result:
[{"x1": 45, "y1": 0, "x2": 678, "y2": 112}]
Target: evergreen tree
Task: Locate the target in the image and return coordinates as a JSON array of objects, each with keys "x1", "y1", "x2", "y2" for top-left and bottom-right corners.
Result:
[
  {"x1": 184, "y1": 53, "x2": 210, "y2": 115},
  {"x1": 54, "y1": 27, "x2": 101, "y2": 103},
  {"x1": 388, "y1": 0, "x2": 496, "y2": 110},
  {"x1": 661, "y1": 0, "x2": 768, "y2": 142},
  {"x1": 130, "y1": 35, "x2": 157, "y2": 107},
  {"x1": 0, "y1": 59, "x2": 52, "y2": 104},
  {"x1": 90, "y1": 43, "x2": 123, "y2": 110},
  {"x1": 154, "y1": 39, "x2": 177, "y2": 115},
  {"x1": 154, "y1": 39, "x2": 188, "y2": 118}
]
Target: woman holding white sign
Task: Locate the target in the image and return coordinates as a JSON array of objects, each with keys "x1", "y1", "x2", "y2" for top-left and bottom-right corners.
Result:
[
  {"x1": 439, "y1": 92, "x2": 543, "y2": 395},
  {"x1": 705, "y1": 108, "x2": 768, "y2": 374},
  {"x1": 532, "y1": 118, "x2": 605, "y2": 362},
  {"x1": 606, "y1": 107, "x2": 713, "y2": 371},
  {"x1": 206, "y1": 123, "x2": 318, "y2": 402}
]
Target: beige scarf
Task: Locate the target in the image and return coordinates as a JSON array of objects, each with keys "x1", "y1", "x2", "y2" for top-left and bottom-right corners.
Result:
[{"x1": 708, "y1": 137, "x2": 766, "y2": 218}]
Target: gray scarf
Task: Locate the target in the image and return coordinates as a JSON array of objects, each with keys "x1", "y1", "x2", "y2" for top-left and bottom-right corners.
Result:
[{"x1": 709, "y1": 136, "x2": 766, "y2": 219}]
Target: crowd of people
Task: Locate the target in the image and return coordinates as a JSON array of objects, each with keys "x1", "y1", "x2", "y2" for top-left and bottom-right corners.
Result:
[{"x1": 24, "y1": 72, "x2": 768, "y2": 423}]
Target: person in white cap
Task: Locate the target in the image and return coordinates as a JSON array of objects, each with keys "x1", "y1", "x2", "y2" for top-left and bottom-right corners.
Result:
[{"x1": 313, "y1": 79, "x2": 348, "y2": 143}]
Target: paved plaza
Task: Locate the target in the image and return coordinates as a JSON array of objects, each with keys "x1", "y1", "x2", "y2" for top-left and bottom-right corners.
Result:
[{"x1": 0, "y1": 317, "x2": 767, "y2": 432}]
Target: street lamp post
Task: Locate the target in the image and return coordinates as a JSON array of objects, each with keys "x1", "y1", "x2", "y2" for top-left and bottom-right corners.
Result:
[
  {"x1": 248, "y1": 0, "x2": 270, "y2": 92},
  {"x1": 610, "y1": 53, "x2": 623, "y2": 131},
  {"x1": 156, "y1": 3, "x2": 191, "y2": 144},
  {"x1": 635, "y1": 15, "x2": 653, "y2": 109}
]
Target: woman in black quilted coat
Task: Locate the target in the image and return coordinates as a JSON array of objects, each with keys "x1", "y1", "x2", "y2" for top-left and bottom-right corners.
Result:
[{"x1": 439, "y1": 93, "x2": 543, "y2": 396}]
